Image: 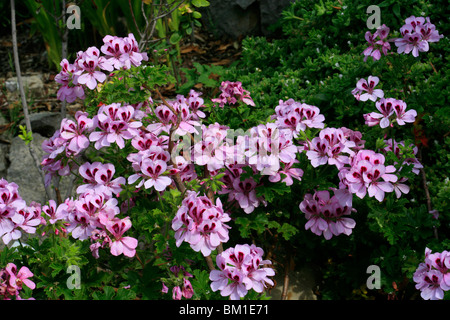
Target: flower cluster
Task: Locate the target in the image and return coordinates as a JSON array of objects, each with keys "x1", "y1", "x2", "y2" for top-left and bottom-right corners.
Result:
[
  {"x1": 90, "y1": 103, "x2": 143, "y2": 150},
  {"x1": 55, "y1": 34, "x2": 148, "y2": 103},
  {"x1": 41, "y1": 111, "x2": 95, "y2": 186},
  {"x1": 363, "y1": 24, "x2": 392, "y2": 62},
  {"x1": 172, "y1": 191, "x2": 231, "y2": 256},
  {"x1": 209, "y1": 244, "x2": 274, "y2": 300},
  {"x1": 0, "y1": 179, "x2": 43, "y2": 245},
  {"x1": 0, "y1": 263, "x2": 35, "y2": 300},
  {"x1": 362, "y1": 16, "x2": 442, "y2": 61},
  {"x1": 413, "y1": 248, "x2": 450, "y2": 300},
  {"x1": 342, "y1": 149, "x2": 398, "y2": 202},
  {"x1": 306, "y1": 127, "x2": 361, "y2": 170},
  {"x1": 211, "y1": 81, "x2": 255, "y2": 108},
  {"x1": 42, "y1": 162, "x2": 137, "y2": 258},
  {"x1": 395, "y1": 16, "x2": 443, "y2": 57},
  {"x1": 161, "y1": 265, "x2": 194, "y2": 300},
  {"x1": 273, "y1": 98, "x2": 325, "y2": 138},
  {"x1": 363, "y1": 97, "x2": 417, "y2": 128},
  {"x1": 299, "y1": 189, "x2": 356, "y2": 239}
]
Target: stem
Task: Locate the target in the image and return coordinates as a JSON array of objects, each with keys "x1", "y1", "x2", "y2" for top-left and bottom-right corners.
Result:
[
  {"x1": 205, "y1": 255, "x2": 215, "y2": 271},
  {"x1": 281, "y1": 255, "x2": 291, "y2": 300},
  {"x1": 11, "y1": 0, "x2": 52, "y2": 201},
  {"x1": 417, "y1": 148, "x2": 438, "y2": 240}
]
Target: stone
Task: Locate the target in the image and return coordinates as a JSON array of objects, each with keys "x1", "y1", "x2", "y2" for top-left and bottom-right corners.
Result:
[
  {"x1": 6, "y1": 132, "x2": 74, "y2": 205},
  {"x1": 259, "y1": 0, "x2": 296, "y2": 36},
  {"x1": 22, "y1": 111, "x2": 63, "y2": 138},
  {"x1": 201, "y1": 0, "x2": 260, "y2": 38},
  {"x1": 201, "y1": 0, "x2": 295, "y2": 38},
  {"x1": 268, "y1": 266, "x2": 317, "y2": 300},
  {"x1": 5, "y1": 74, "x2": 45, "y2": 98},
  {"x1": 7, "y1": 133, "x2": 48, "y2": 204}
]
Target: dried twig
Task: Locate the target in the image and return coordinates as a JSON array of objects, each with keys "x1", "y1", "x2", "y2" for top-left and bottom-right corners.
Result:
[
  {"x1": 417, "y1": 148, "x2": 438, "y2": 240},
  {"x1": 10, "y1": 0, "x2": 52, "y2": 201}
]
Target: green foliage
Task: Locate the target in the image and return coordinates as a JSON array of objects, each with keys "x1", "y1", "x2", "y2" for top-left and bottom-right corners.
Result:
[
  {"x1": 23, "y1": 0, "x2": 64, "y2": 69},
  {"x1": 18, "y1": 125, "x2": 33, "y2": 145},
  {"x1": 215, "y1": 0, "x2": 450, "y2": 300}
]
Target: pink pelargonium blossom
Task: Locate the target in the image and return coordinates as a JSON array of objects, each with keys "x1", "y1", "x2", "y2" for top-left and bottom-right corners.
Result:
[
  {"x1": 395, "y1": 16, "x2": 443, "y2": 58},
  {"x1": 211, "y1": 81, "x2": 255, "y2": 108},
  {"x1": 362, "y1": 24, "x2": 392, "y2": 62},
  {"x1": 77, "y1": 162, "x2": 126, "y2": 197},
  {"x1": 55, "y1": 59, "x2": 85, "y2": 103},
  {"x1": 75, "y1": 47, "x2": 112, "y2": 90},
  {"x1": 5, "y1": 263, "x2": 35, "y2": 291},
  {"x1": 105, "y1": 217, "x2": 138, "y2": 257},
  {"x1": 172, "y1": 191, "x2": 231, "y2": 256},
  {"x1": 344, "y1": 149, "x2": 398, "y2": 202},
  {"x1": 128, "y1": 159, "x2": 172, "y2": 192},
  {"x1": 392, "y1": 99, "x2": 417, "y2": 125},
  {"x1": 59, "y1": 111, "x2": 94, "y2": 155},
  {"x1": 273, "y1": 99, "x2": 325, "y2": 138},
  {"x1": 352, "y1": 76, "x2": 384, "y2": 102},
  {"x1": 90, "y1": 103, "x2": 142, "y2": 150},
  {"x1": 268, "y1": 160, "x2": 304, "y2": 186},
  {"x1": 209, "y1": 244, "x2": 274, "y2": 300},
  {"x1": 232, "y1": 177, "x2": 261, "y2": 214},
  {"x1": 413, "y1": 248, "x2": 450, "y2": 300},
  {"x1": 299, "y1": 189, "x2": 356, "y2": 240},
  {"x1": 363, "y1": 98, "x2": 417, "y2": 129}
]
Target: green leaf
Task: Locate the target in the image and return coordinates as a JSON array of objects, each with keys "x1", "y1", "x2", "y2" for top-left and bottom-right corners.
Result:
[
  {"x1": 169, "y1": 32, "x2": 182, "y2": 44},
  {"x1": 192, "y1": 0, "x2": 210, "y2": 8}
]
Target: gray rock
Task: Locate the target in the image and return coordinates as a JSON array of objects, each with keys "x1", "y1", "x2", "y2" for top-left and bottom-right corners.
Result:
[
  {"x1": 268, "y1": 265, "x2": 317, "y2": 300},
  {"x1": 7, "y1": 133, "x2": 48, "y2": 204},
  {"x1": 203, "y1": 0, "x2": 260, "y2": 38},
  {"x1": 6, "y1": 132, "x2": 74, "y2": 205},
  {"x1": 22, "y1": 111, "x2": 63, "y2": 138},
  {"x1": 5, "y1": 75, "x2": 44, "y2": 98},
  {"x1": 259, "y1": 0, "x2": 296, "y2": 36},
  {"x1": 201, "y1": 0, "x2": 295, "y2": 38},
  {"x1": 0, "y1": 143, "x2": 8, "y2": 173}
]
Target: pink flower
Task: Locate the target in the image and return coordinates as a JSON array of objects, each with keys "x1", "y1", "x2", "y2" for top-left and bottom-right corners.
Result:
[
  {"x1": 77, "y1": 162, "x2": 125, "y2": 197},
  {"x1": 362, "y1": 25, "x2": 392, "y2": 62},
  {"x1": 395, "y1": 16, "x2": 443, "y2": 57},
  {"x1": 90, "y1": 103, "x2": 142, "y2": 150},
  {"x1": 128, "y1": 159, "x2": 172, "y2": 191},
  {"x1": 6, "y1": 263, "x2": 35, "y2": 291},
  {"x1": 172, "y1": 191, "x2": 231, "y2": 256},
  {"x1": 413, "y1": 248, "x2": 450, "y2": 301},
  {"x1": 172, "y1": 286, "x2": 182, "y2": 300},
  {"x1": 182, "y1": 278, "x2": 194, "y2": 299},
  {"x1": 299, "y1": 190, "x2": 356, "y2": 239},
  {"x1": 344, "y1": 149, "x2": 398, "y2": 202},
  {"x1": 106, "y1": 217, "x2": 138, "y2": 257},
  {"x1": 76, "y1": 48, "x2": 110, "y2": 90},
  {"x1": 60, "y1": 111, "x2": 93, "y2": 155},
  {"x1": 393, "y1": 100, "x2": 417, "y2": 125},
  {"x1": 268, "y1": 160, "x2": 303, "y2": 186},
  {"x1": 55, "y1": 59, "x2": 85, "y2": 103},
  {"x1": 232, "y1": 177, "x2": 260, "y2": 214},
  {"x1": 209, "y1": 244, "x2": 274, "y2": 300},
  {"x1": 352, "y1": 76, "x2": 384, "y2": 102},
  {"x1": 306, "y1": 137, "x2": 329, "y2": 167},
  {"x1": 364, "y1": 98, "x2": 414, "y2": 129},
  {"x1": 211, "y1": 81, "x2": 255, "y2": 108}
]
